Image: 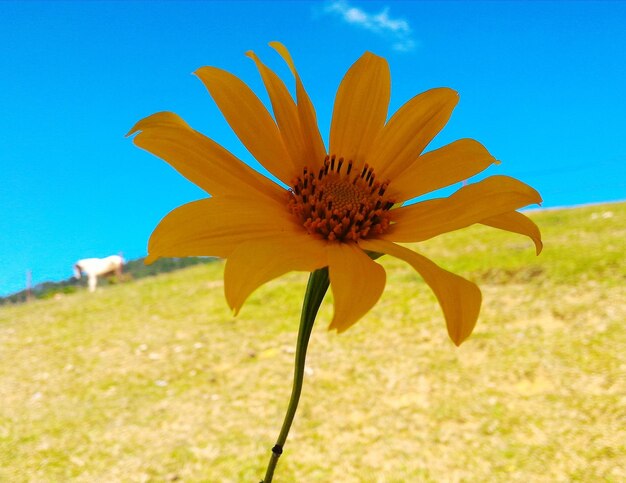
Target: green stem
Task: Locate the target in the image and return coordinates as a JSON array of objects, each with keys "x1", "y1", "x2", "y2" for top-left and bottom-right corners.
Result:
[{"x1": 261, "y1": 268, "x2": 330, "y2": 483}]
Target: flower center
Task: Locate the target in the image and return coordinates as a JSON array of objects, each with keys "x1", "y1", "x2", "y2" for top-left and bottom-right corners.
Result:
[{"x1": 288, "y1": 155, "x2": 395, "y2": 242}]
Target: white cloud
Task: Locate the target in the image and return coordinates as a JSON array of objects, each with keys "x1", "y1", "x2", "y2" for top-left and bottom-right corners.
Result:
[{"x1": 324, "y1": 0, "x2": 416, "y2": 52}]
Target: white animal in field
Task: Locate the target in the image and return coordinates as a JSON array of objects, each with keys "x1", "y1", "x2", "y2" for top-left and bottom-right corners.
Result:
[{"x1": 73, "y1": 255, "x2": 124, "y2": 292}]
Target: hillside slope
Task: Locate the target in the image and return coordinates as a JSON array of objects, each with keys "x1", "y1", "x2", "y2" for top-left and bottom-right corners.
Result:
[{"x1": 1, "y1": 202, "x2": 624, "y2": 482}]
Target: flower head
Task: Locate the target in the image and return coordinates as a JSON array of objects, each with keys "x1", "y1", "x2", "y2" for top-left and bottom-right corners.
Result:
[{"x1": 129, "y1": 42, "x2": 542, "y2": 346}]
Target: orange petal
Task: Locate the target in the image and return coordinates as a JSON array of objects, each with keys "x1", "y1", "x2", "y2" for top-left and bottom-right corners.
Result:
[
  {"x1": 327, "y1": 242, "x2": 386, "y2": 333},
  {"x1": 370, "y1": 88, "x2": 459, "y2": 180},
  {"x1": 128, "y1": 112, "x2": 284, "y2": 203},
  {"x1": 147, "y1": 196, "x2": 299, "y2": 263},
  {"x1": 387, "y1": 139, "x2": 497, "y2": 202},
  {"x1": 269, "y1": 42, "x2": 327, "y2": 171},
  {"x1": 329, "y1": 52, "x2": 390, "y2": 167},
  {"x1": 385, "y1": 176, "x2": 543, "y2": 243},
  {"x1": 224, "y1": 234, "x2": 327, "y2": 315},
  {"x1": 481, "y1": 211, "x2": 543, "y2": 255},
  {"x1": 360, "y1": 239, "x2": 481, "y2": 346},
  {"x1": 195, "y1": 66, "x2": 295, "y2": 184},
  {"x1": 246, "y1": 50, "x2": 307, "y2": 172}
]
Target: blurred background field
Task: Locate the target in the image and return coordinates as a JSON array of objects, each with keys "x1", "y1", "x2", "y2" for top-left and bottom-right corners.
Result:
[{"x1": 1, "y1": 202, "x2": 624, "y2": 482}]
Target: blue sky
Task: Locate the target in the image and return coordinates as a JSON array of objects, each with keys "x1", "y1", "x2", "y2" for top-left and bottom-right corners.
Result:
[{"x1": 1, "y1": 0, "x2": 625, "y2": 296}]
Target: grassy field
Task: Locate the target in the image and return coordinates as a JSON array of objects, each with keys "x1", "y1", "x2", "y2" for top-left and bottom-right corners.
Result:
[{"x1": 1, "y1": 202, "x2": 624, "y2": 482}]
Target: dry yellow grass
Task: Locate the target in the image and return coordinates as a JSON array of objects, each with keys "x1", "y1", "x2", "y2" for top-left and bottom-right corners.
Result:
[{"x1": 1, "y1": 202, "x2": 624, "y2": 482}]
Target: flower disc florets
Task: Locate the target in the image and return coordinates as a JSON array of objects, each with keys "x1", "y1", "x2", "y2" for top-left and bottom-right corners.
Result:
[{"x1": 288, "y1": 155, "x2": 395, "y2": 241}]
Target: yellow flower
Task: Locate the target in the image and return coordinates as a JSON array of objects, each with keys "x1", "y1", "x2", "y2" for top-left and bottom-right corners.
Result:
[{"x1": 129, "y1": 42, "x2": 542, "y2": 346}]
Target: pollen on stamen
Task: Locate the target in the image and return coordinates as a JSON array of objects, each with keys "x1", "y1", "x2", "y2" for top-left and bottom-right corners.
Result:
[{"x1": 288, "y1": 157, "x2": 395, "y2": 242}]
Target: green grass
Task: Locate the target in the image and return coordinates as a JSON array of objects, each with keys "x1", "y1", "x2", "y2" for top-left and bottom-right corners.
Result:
[{"x1": 1, "y1": 202, "x2": 624, "y2": 482}]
